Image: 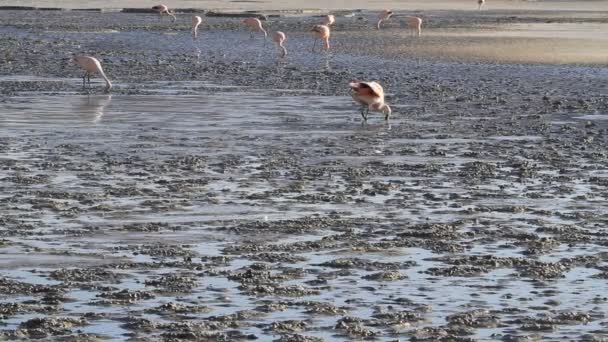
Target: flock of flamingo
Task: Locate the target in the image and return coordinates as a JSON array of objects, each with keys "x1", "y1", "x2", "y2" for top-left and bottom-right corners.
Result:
[{"x1": 69, "y1": 2, "x2": 484, "y2": 121}]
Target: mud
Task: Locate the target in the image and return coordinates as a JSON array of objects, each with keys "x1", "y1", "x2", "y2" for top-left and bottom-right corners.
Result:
[{"x1": 1, "y1": 6, "x2": 608, "y2": 342}]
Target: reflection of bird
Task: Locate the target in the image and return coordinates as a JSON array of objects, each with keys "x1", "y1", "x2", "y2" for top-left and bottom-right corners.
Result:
[
  {"x1": 349, "y1": 81, "x2": 392, "y2": 121},
  {"x1": 311, "y1": 24, "x2": 330, "y2": 52},
  {"x1": 402, "y1": 16, "x2": 423, "y2": 37},
  {"x1": 152, "y1": 4, "x2": 176, "y2": 21},
  {"x1": 241, "y1": 17, "x2": 267, "y2": 41},
  {"x1": 478, "y1": 0, "x2": 485, "y2": 10},
  {"x1": 76, "y1": 95, "x2": 112, "y2": 124},
  {"x1": 272, "y1": 31, "x2": 287, "y2": 58},
  {"x1": 322, "y1": 14, "x2": 335, "y2": 26},
  {"x1": 192, "y1": 15, "x2": 202, "y2": 39},
  {"x1": 69, "y1": 56, "x2": 112, "y2": 92},
  {"x1": 377, "y1": 9, "x2": 394, "y2": 29}
]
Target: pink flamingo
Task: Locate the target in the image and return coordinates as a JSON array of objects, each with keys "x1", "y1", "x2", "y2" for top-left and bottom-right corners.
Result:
[
  {"x1": 377, "y1": 9, "x2": 394, "y2": 30},
  {"x1": 192, "y1": 15, "x2": 202, "y2": 39},
  {"x1": 69, "y1": 56, "x2": 112, "y2": 92},
  {"x1": 241, "y1": 17, "x2": 267, "y2": 43},
  {"x1": 152, "y1": 4, "x2": 176, "y2": 22},
  {"x1": 272, "y1": 31, "x2": 287, "y2": 58},
  {"x1": 311, "y1": 24, "x2": 330, "y2": 52},
  {"x1": 322, "y1": 14, "x2": 336, "y2": 26},
  {"x1": 405, "y1": 16, "x2": 423, "y2": 37},
  {"x1": 349, "y1": 81, "x2": 392, "y2": 121},
  {"x1": 478, "y1": 0, "x2": 485, "y2": 10}
]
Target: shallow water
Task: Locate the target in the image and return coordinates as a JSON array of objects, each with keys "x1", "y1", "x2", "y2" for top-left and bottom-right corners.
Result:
[{"x1": 0, "y1": 81, "x2": 607, "y2": 340}]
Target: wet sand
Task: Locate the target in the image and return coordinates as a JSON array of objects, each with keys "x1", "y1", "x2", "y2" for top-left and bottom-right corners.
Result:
[{"x1": 1, "y1": 4, "x2": 608, "y2": 342}]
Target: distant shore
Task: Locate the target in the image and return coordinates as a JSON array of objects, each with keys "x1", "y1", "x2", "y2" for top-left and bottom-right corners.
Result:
[{"x1": 4, "y1": 0, "x2": 608, "y2": 11}]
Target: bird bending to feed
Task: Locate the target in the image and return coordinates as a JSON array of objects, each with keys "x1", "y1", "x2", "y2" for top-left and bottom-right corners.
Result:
[
  {"x1": 241, "y1": 17, "x2": 267, "y2": 42},
  {"x1": 69, "y1": 56, "x2": 112, "y2": 92},
  {"x1": 311, "y1": 24, "x2": 330, "y2": 52},
  {"x1": 192, "y1": 15, "x2": 202, "y2": 39},
  {"x1": 377, "y1": 9, "x2": 394, "y2": 29},
  {"x1": 152, "y1": 4, "x2": 176, "y2": 22},
  {"x1": 404, "y1": 16, "x2": 423, "y2": 37},
  {"x1": 272, "y1": 31, "x2": 287, "y2": 58},
  {"x1": 322, "y1": 14, "x2": 336, "y2": 26},
  {"x1": 349, "y1": 81, "x2": 392, "y2": 121},
  {"x1": 478, "y1": 0, "x2": 485, "y2": 10}
]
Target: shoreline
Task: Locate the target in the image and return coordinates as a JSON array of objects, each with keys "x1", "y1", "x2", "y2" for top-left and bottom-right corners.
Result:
[{"x1": 3, "y1": 0, "x2": 608, "y2": 12}]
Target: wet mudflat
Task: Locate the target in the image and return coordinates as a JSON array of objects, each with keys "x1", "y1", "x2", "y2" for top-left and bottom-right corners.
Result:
[{"x1": 1, "y1": 8, "x2": 608, "y2": 342}]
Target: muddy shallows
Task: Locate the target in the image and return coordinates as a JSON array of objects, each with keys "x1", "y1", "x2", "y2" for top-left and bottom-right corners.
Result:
[{"x1": 2, "y1": 8, "x2": 608, "y2": 342}]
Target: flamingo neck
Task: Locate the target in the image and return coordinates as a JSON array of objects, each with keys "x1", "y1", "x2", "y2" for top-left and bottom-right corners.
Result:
[{"x1": 98, "y1": 69, "x2": 112, "y2": 92}]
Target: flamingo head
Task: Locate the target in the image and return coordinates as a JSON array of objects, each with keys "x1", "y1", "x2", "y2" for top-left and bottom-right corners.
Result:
[{"x1": 371, "y1": 102, "x2": 391, "y2": 115}]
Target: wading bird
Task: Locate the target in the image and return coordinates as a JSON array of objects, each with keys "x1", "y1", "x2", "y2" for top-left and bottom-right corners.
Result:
[
  {"x1": 311, "y1": 24, "x2": 330, "y2": 52},
  {"x1": 152, "y1": 4, "x2": 176, "y2": 22},
  {"x1": 272, "y1": 31, "x2": 287, "y2": 58},
  {"x1": 69, "y1": 56, "x2": 112, "y2": 92},
  {"x1": 323, "y1": 14, "x2": 336, "y2": 26},
  {"x1": 478, "y1": 0, "x2": 485, "y2": 10},
  {"x1": 192, "y1": 15, "x2": 202, "y2": 39},
  {"x1": 377, "y1": 9, "x2": 394, "y2": 29},
  {"x1": 349, "y1": 81, "x2": 392, "y2": 121},
  {"x1": 241, "y1": 17, "x2": 267, "y2": 43},
  {"x1": 403, "y1": 16, "x2": 423, "y2": 37}
]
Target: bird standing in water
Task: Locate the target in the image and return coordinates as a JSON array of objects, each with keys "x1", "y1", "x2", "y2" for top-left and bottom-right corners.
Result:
[
  {"x1": 478, "y1": 0, "x2": 485, "y2": 11},
  {"x1": 349, "y1": 81, "x2": 392, "y2": 121},
  {"x1": 272, "y1": 31, "x2": 287, "y2": 58},
  {"x1": 403, "y1": 16, "x2": 423, "y2": 37},
  {"x1": 192, "y1": 15, "x2": 202, "y2": 39},
  {"x1": 69, "y1": 56, "x2": 112, "y2": 92},
  {"x1": 322, "y1": 14, "x2": 336, "y2": 26},
  {"x1": 241, "y1": 17, "x2": 267, "y2": 44},
  {"x1": 152, "y1": 4, "x2": 176, "y2": 22},
  {"x1": 377, "y1": 9, "x2": 394, "y2": 29},
  {"x1": 311, "y1": 24, "x2": 330, "y2": 52}
]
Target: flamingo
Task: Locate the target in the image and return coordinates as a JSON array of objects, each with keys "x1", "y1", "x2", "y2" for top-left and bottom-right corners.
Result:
[
  {"x1": 192, "y1": 15, "x2": 202, "y2": 39},
  {"x1": 403, "y1": 16, "x2": 423, "y2": 37},
  {"x1": 311, "y1": 24, "x2": 330, "y2": 52},
  {"x1": 272, "y1": 31, "x2": 287, "y2": 58},
  {"x1": 69, "y1": 56, "x2": 112, "y2": 92},
  {"x1": 152, "y1": 4, "x2": 176, "y2": 22},
  {"x1": 241, "y1": 17, "x2": 267, "y2": 44},
  {"x1": 322, "y1": 14, "x2": 336, "y2": 26},
  {"x1": 349, "y1": 81, "x2": 392, "y2": 121},
  {"x1": 377, "y1": 9, "x2": 394, "y2": 30},
  {"x1": 478, "y1": 0, "x2": 485, "y2": 10}
]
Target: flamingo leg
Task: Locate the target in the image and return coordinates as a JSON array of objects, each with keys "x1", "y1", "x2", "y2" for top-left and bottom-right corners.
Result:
[
  {"x1": 250, "y1": 31, "x2": 254, "y2": 39},
  {"x1": 82, "y1": 73, "x2": 86, "y2": 89},
  {"x1": 360, "y1": 106, "x2": 368, "y2": 121},
  {"x1": 312, "y1": 39, "x2": 317, "y2": 53}
]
